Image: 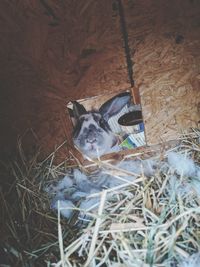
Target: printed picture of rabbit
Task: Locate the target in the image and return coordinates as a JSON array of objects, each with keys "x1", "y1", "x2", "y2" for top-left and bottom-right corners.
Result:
[{"x1": 69, "y1": 92, "x2": 131, "y2": 158}]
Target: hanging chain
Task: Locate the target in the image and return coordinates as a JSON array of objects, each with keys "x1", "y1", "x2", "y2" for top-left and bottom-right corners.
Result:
[{"x1": 117, "y1": 0, "x2": 134, "y2": 88}]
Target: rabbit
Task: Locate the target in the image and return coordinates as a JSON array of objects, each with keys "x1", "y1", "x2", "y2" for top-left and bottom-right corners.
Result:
[{"x1": 69, "y1": 92, "x2": 131, "y2": 158}]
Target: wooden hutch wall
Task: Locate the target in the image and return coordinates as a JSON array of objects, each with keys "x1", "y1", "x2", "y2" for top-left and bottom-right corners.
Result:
[
  {"x1": 0, "y1": 0, "x2": 129, "y2": 160},
  {"x1": 124, "y1": 0, "x2": 200, "y2": 144},
  {"x1": 0, "y1": 0, "x2": 200, "y2": 160}
]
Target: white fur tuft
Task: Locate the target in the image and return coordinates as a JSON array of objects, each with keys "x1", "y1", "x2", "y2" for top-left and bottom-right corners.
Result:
[
  {"x1": 178, "y1": 252, "x2": 200, "y2": 267},
  {"x1": 167, "y1": 152, "x2": 196, "y2": 177}
]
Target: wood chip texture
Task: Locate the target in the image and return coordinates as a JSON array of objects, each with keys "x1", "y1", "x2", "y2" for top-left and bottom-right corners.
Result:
[{"x1": 0, "y1": 0, "x2": 199, "y2": 160}]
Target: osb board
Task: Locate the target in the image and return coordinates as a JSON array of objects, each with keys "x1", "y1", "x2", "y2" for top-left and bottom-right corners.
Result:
[
  {"x1": 0, "y1": 1, "x2": 130, "y2": 160},
  {"x1": 1, "y1": 0, "x2": 200, "y2": 161},
  {"x1": 123, "y1": 0, "x2": 200, "y2": 145},
  {"x1": 24, "y1": 0, "x2": 130, "y2": 99}
]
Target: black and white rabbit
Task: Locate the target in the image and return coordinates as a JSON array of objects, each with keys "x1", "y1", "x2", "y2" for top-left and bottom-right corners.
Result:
[{"x1": 70, "y1": 92, "x2": 131, "y2": 158}]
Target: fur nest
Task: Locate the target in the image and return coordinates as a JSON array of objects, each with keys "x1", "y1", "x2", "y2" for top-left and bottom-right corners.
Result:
[{"x1": 1, "y1": 129, "x2": 200, "y2": 267}]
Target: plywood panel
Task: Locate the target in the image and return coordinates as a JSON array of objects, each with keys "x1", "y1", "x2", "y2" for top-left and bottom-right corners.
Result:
[
  {"x1": 0, "y1": 0, "x2": 130, "y2": 160},
  {"x1": 124, "y1": 0, "x2": 200, "y2": 145},
  {"x1": 1, "y1": 0, "x2": 200, "y2": 161}
]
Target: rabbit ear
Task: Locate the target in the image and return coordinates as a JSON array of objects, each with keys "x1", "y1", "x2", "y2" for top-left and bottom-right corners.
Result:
[
  {"x1": 68, "y1": 107, "x2": 77, "y2": 126},
  {"x1": 99, "y1": 92, "x2": 131, "y2": 121},
  {"x1": 68, "y1": 107, "x2": 74, "y2": 117},
  {"x1": 72, "y1": 101, "x2": 87, "y2": 119}
]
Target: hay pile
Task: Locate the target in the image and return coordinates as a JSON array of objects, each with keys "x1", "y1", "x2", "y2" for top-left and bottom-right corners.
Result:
[{"x1": 1, "y1": 130, "x2": 200, "y2": 267}]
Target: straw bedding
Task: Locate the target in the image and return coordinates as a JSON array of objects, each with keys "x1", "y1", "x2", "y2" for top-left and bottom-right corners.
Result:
[{"x1": 1, "y1": 130, "x2": 200, "y2": 267}]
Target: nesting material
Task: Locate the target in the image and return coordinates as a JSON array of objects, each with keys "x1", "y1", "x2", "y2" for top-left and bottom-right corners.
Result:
[
  {"x1": 167, "y1": 151, "x2": 198, "y2": 177},
  {"x1": 2, "y1": 130, "x2": 200, "y2": 266},
  {"x1": 178, "y1": 252, "x2": 200, "y2": 267},
  {"x1": 51, "y1": 130, "x2": 199, "y2": 267}
]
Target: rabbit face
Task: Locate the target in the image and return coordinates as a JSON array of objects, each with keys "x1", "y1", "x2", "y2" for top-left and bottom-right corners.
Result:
[
  {"x1": 73, "y1": 112, "x2": 117, "y2": 158},
  {"x1": 70, "y1": 92, "x2": 131, "y2": 158}
]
